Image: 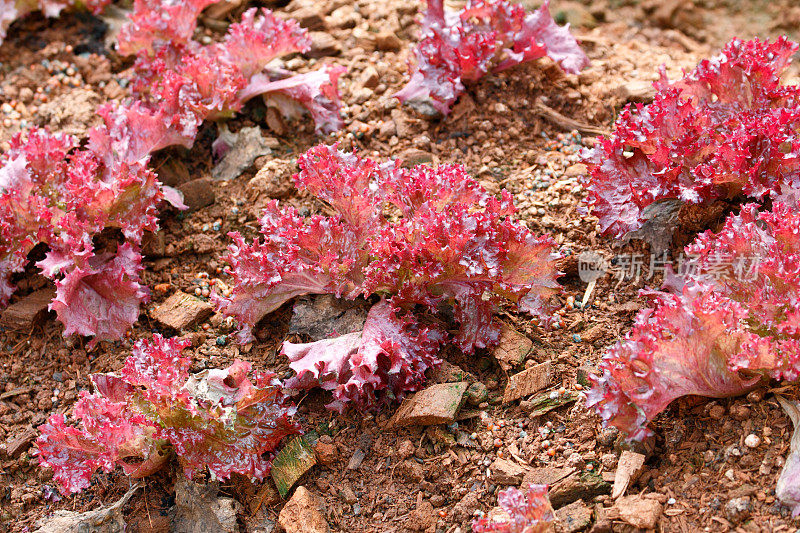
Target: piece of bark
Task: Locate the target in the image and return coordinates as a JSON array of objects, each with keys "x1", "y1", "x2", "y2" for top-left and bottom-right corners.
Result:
[
  {"x1": 151, "y1": 292, "x2": 213, "y2": 331},
  {"x1": 388, "y1": 382, "x2": 469, "y2": 428},
  {"x1": 502, "y1": 361, "x2": 552, "y2": 403},
  {"x1": 0, "y1": 288, "x2": 55, "y2": 330}
]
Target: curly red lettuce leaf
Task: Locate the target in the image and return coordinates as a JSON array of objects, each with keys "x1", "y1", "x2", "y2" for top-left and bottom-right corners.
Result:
[
  {"x1": 117, "y1": 0, "x2": 221, "y2": 56},
  {"x1": 582, "y1": 37, "x2": 800, "y2": 238},
  {"x1": 395, "y1": 0, "x2": 588, "y2": 115},
  {"x1": 218, "y1": 144, "x2": 560, "y2": 408},
  {"x1": 124, "y1": 7, "x2": 344, "y2": 137},
  {"x1": 472, "y1": 485, "x2": 554, "y2": 533},
  {"x1": 36, "y1": 335, "x2": 300, "y2": 494},
  {"x1": 588, "y1": 202, "x2": 800, "y2": 439},
  {"x1": 0, "y1": 128, "x2": 174, "y2": 343},
  {"x1": 283, "y1": 299, "x2": 445, "y2": 411}
]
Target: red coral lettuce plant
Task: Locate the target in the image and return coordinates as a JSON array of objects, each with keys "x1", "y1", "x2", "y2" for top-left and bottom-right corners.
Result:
[
  {"x1": 395, "y1": 0, "x2": 588, "y2": 115},
  {"x1": 37, "y1": 334, "x2": 300, "y2": 495},
  {"x1": 582, "y1": 37, "x2": 800, "y2": 238},
  {"x1": 472, "y1": 484, "x2": 554, "y2": 533},
  {"x1": 216, "y1": 144, "x2": 561, "y2": 410},
  {"x1": 588, "y1": 202, "x2": 800, "y2": 439}
]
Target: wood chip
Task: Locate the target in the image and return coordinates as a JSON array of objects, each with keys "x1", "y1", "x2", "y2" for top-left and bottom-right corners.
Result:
[
  {"x1": 271, "y1": 436, "x2": 317, "y2": 498},
  {"x1": 502, "y1": 361, "x2": 552, "y2": 403},
  {"x1": 611, "y1": 450, "x2": 646, "y2": 499},
  {"x1": 151, "y1": 291, "x2": 214, "y2": 331},
  {"x1": 0, "y1": 288, "x2": 55, "y2": 330},
  {"x1": 388, "y1": 382, "x2": 468, "y2": 428},
  {"x1": 492, "y1": 325, "x2": 532, "y2": 371}
]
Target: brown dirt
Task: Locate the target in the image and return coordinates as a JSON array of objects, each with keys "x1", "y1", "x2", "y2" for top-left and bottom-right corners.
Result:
[{"x1": 1, "y1": 0, "x2": 799, "y2": 532}]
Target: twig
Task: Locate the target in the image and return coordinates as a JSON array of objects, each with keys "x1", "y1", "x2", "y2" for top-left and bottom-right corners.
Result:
[{"x1": 534, "y1": 101, "x2": 610, "y2": 137}]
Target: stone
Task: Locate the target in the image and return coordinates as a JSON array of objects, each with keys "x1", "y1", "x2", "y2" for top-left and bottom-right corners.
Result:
[
  {"x1": 489, "y1": 458, "x2": 529, "y2": 485},
  {"x1": 502, "y1": 361, "x2": 552, "y2": 403},
  {"x1": 212, "y1": 126, "x2": 273, "y2": 181},
  {"x1": 550, "y1": 471, "x2": 611, "y2": 509},
  {"x1": 388, "y1": 382, "x2": 469, "y2": 427},
  {"x1": 34, "y1": 485, "x2": 138, "y2": 533},
  {"x1": 313, "y1": 441, "x2": 337, "y2": 467},
  {"x1": 307, "y1": 32, "x2": 341, "y2": 57},
  {"x1": 178, "y1": 178, "x2": 216, "y2": 211},
  {"x1": 142, "y1": 231, "x2": 166, "y2": 257},
  {"x1": 616, "y1": 80, "x2": 656, "y2": 104},
  {"x1": 170, "y1": 479, "x2": 241, "y2": 533},
  {"x1": 156, "y1": 158, "x2": 190, "y2": 187},
  {"x1": 152, "y1": 292, "x2": 213, "y2": 331},
  {"x1": 346, "y1": 448, "x2": 366, "y2": 470},
  {"x1": 724, "y1": 496, "x2": 751, "y2": 525},
  {"x1": 556, "y1": 499, "x2": 592, "y2": 533},
  {"x1": 374, "y1": 31, "x2": 402, "y2": 51},
  {"x1": 397, "y1": 440, "x2": 415, "y2": 459},
  {"x1": 522, "y1": 466, "x2": 574, "y2": 488},
  {"x1": 271, "y1": 437, "x2": 317, "y2": 498},
  {"x1": 190, "y1": 234, "x2": 216, "y2": 254},
  {"x1": 493, "y1": 325, "x2": 532, "y2": 370},
  {"x1": 427, "y1": 360, "x2": 473, "y2": 384},
  {"x1": 611, "y1": 451, "x2": 646, "y2": 499},
  {"x1": 465, "y1": 381, "x2": 488, "y2": 406},
  {"x1": 339, "y1": 484, "x2": 358, "y2": 504},
  {"x1": 288, "y1": 6, "x2": 324, "y2": 30},
  {"x1": 288, "y1": 295, "x2": 368, "y2": 341},
  {"x1": 406, "y1": 501, "x2": 435, "y2": 531},
  {"x1": 5, "y1": 426, "x2": 37, "y2": 458},
  {"x1": 247, "y1": 161, "x2": 295, "y2": 201},
  {"x1": 359, "y1": 66, "x2": 380, "y2": 89},
  {"x1": 278, "y1": 486, "x2": 329, "y2": 533},
  {"x1": 0, "y1": 288, "x2": 54, "y2": 330},
  {"x1": 615, "y1": 495, "x2": 662, "y2": 529},
  {"x1": 553, "y1": 2, "x2": 596, "y2": 28},
  {"x1": 398, "y1": 148, "x2": 434, "y2": 167}
]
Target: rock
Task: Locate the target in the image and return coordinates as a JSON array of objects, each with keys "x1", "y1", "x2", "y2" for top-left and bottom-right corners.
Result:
[
  {"x1": 465, "y1": 381, "x2": 488, "y2": 406},
  {"x1": 556, "y1": 499, "x2": 592, "y2": 533},
  {"x1": 407, "y1": 501, "x2": 435, "y2": 531},
  {"x1": 522, "y1": 466, "x2": 574, "y2": 488},
  {"x1": 611, "y1": 450, "x2": 646, "y2": 499},
  {"x1": 490, "y1": 458, "x2": 529, "y2": 485},
  {"x1": 307, "y1": 31, "x2": 341, "y2": 57},
  {"x1": 502, "y1": 361, "x2": 552, "y2": 403},
  {"x1": 288, "y1": 6, "x2": 324, "y2": 30},
  {"x1": 288, "y1": 295, "x2": 368, "y2": 341},
  {"x1": 390, "y1": 109, "x2": 413, "y2": 138},
  {"x1": 313, "y1": 440, "x2": 337, "y2": 466},
  {"x1": 190, "y1": 234, "x2": 216, "y2": 254},
  {"x1": 5, "y1": 426, "x2": 37, "y2": 458},
  {"x1": 590, "y1": 503, "x2": 612, "y2": 533},
  {"x1": 564, "y1": 163, "x2": 588, "y2": 179},
  {"x1": 493, "y1": 325, "x2": 532, "y2": 370},
  {"x1": 724, "y1": 496, "x2": 751, "y2": 525},
  {"x1": 278, "y1": 486, "x2": 329, "y2": 533},
  {"x1": 326, "y1": 5, "x2": 359, "y2": 29},
  {"x1": 616, "y1": 80, "x2": 656, "y2": 103},
  {"x1": 152, "y1": 291, "x2": 214, "y2": 331},
  {"x1": 271, "y1": 436, "x2": 317, "y2": 498},
  {"x1": 452, "y1": 491, "x2": 480, "y2": 523},
  {"x1": 397, "y1": 459, "x2": 425, "y2": 483},
  {"x1": 374, "y1": 31, "x2": 402, "y2": 51},
  {"x1": 346, "y1": 448, "x2": 366, "y2": 470},
  {"x1": 212, "y1": 126, "x2": 273, "y2": 181},
  {"x1": 398, "y1": 148, "x2": 434, "y2": 167},
  {"x1": 427, "y1": 361, "x2": 474, "y2": 384},
  {"x1": 178, "y1": 178, "x2": 216, "y2": 211},
  {"x1": 157, "y1": 158, "x2": 190, "y2": 187},
  {"x1": 170, "y1": 479, "x2": 241, "y2": 533},
  {"x1": 550, "y1": 471, "x2": 611, "y2": 509},
  {"x1": 521, "y1": 390, "x2": 579, "y2": 417},
  {"x1": 553, "y1": 2, "x2": 596, "y2": 28},
  {"x1": 388, "y1": 382, "x2": 469, "y2": 427},
  {"x1": 615, "y1": 495, "x2": 662, "y2": 529},
  {"x1": 359, "y1": 66, "x2": 380, "y2": 89},
  {"x1": 0, "y1": 288, "x2": 55, "y2": 330},
  {"x1": 142, "y1": 231, "x2": 166, "y2": 257},
  {"x1": 339, "y1": 484, "x2": 358, "y2": 504},
  {"x1": 247, "y1": 160, "x2": 295, "y2": 201},
  {"x1": 397, "y1": 440, "x2": 415, "y2": 459},
  {"x1": 37, "y1": 89, "x2": 101, "y2": 137},
  {"x1": 34, "y1": 485, "x2": 138, "y2": 533}
]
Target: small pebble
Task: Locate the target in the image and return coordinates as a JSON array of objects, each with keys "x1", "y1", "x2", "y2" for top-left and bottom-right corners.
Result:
[{"x1": 744, "y1": 434, "x2": 761, "y2": 449}]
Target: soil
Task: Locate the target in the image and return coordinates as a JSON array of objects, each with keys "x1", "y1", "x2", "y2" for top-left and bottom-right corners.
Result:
[{"x1": 1, "y1": 0, "x2": 800, "y2": 532}]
